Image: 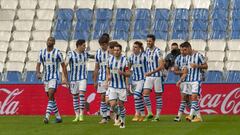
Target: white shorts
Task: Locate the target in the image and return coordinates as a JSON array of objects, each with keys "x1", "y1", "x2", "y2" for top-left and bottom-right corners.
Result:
[
  {"x1": 44, "y1": 79, "x2": 58, "y2": 92},
  {"x1": 108, "y1": 87, "x2": 127, "y2": 102},
  {"x1": 143, "y1": 77, "x2": 164, "y2": 93},
  {"x1": 180, "y1": 82, "x2": 192, "y2": 95},
  {"x1": 70, "y1": 79, "x2": 87, "y2": 94},
  {"x1": 97, "y1": 81, "x2": 108, "y2": 94},
  {"x1": 131, "y1": 80, "x2": 144, "y2": 94},
  {"x1": 186, "y1": 81, "x2": 201, "y2": 95}
]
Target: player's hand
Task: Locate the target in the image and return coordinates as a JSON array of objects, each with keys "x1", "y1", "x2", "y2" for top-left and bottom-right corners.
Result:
[
  {"x1": 36, "y1": 72, "x2": 42, "y2": 80},
  {"x1": 62, "y1": 79, "x2": 69, "y2": 88},
  {"x1": 176, "y1": 80, "x2": 181, "y2": 87},
  {"x1": 94, "y1": 82, "x2": 98, "y2": 90},
  {"x1": 118, "y1": 70, "x2": 124, "y2": 75},
  {"x1": 145, "y1": 72, "x2": 152, "y2": 77},
  {"x1": 190, "y1": 63, "x2": 198, "y2": 68}
]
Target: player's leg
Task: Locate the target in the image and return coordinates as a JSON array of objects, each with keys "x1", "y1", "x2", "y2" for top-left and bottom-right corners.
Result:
[
  {"x1": 118, "y1": 89, "x2": 127, "y2": 128},
  {"x1": 70, "y1": 81, "x2": 80, "y2": 122},
  {"x1": 192, "y1": 84, "x2": 202, "y2": 122},
  {"x1": 152, "y1": 77, "x2": 163, "y2": 122},
  {"x1": 78, "y1": 80, "x2": 87, "y2": 121},
  {"x1": 99, "y1": 92, "x2": 108, "y2": 124},
  {"x1": 132, "y1": 80, "x2": 145, "y2": 121},
  {"x1": 143, "y1": 77, "x2": 153, "y2": 121},
  {"x1": 187, "y1": 82, "x2": 202, "y2": 122},
  {"x1": 43, "y1": 82, "x2": 52, "y2": 124},
  {"x1": 108, "y1": 88, "x2": 120, "y2": 126},
  {"x1": 49, "y1": 80, "x2": 61, "y2": 123},
  {"x1": 105, "y1": 90, "x2": 112, "y2": 121},
  {"x1": 174, "y1": 82, "x2": 187, "y2": 122}
]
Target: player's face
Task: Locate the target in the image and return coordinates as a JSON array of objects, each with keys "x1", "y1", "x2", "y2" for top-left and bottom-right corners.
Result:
[
  {"x1": 147, "y1": 38, "x2": 154, "y2": 48},
  {"x1": 78, "y1": 43, "x2": 86, "y2": 52},
  {"x1": 47, "y1": 37, "x2": 55, "y2": 48},
  {"x1": 108, "y1": 46, "x2": 114, "y2": 55},
  {"x1": 133, "y1": 44, "x2": 141, "y2": 54},
  {"x1": 171, "y1": 45, "x2": 178, "y2": 50},
  {"x1": 100, "y1": 43, "x2": 108, "y2": 51},
  {"x1": 180, "y1": 47, "x2": 188, "y2": 56},
  {"x1": 114, "y1": 47, "x2": 121, "y2": 57},
  {"x1": 187, "y1": 47, "x2": 193, "y2": 55}
]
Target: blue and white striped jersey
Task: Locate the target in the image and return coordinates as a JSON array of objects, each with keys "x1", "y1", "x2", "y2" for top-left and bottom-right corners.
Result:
[
  {"x1": 145, "y1": 47, "x2": 163, "y2": 77},
  {"x1": 174, "y1": 54, "x2": 189, "y2": 81},
  {"x1": 108, "y1": 55, "x2": 128, "y2": 89},
  {"x1": 95, "y1": 49, "x2": 109, "y2": 81},
  {"x1": 66, "y1": 50, "x2": 89, "y2": 81},
  {"x1": 186, "y1": 52, "x2": 205, "y2": 82},
  {"x1": 38, "y1": 48, "x2": 64, "y2": 81},
  {"x1": 128, "y1": 52, "x2": 147, "y2": 81}
]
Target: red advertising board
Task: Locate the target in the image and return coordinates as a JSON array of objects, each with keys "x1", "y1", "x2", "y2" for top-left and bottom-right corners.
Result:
[{"x1": 0, "y1": 84, "x2": 239, "y2": 115}]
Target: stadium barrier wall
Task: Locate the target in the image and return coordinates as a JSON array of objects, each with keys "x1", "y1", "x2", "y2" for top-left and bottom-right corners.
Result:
[{"x1": 0, "y1": 84, "x2": 239, "y2": 115}]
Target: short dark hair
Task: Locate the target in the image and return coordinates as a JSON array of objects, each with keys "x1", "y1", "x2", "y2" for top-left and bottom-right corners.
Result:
[
  {"x1": 98, "y1": 35, "x2": 109, "y2": 44},
  {"x1": 180, "y1": 41, "x2": 191, "y2": 48},
  {"x1": 134, "y1": 41, "x2": 144, "y2": 52},
  {"x1": 109, "y1": 41, "x2": 118, "y2": 49},
  {"x1": 76, "y1": 39, "x2": 86, "y2": 47},
  {"x1": 147, "y1": 34, "x2": 156, "y2": 41},
  {"x1": 114, "y1": 43, "x2": 122, "y2": 51},
  {"x1": 102, "y1": 33, "x2": 110, "y2": 39},
  {"x1": 171, "y1": 42, "x2": 178, "y2": 47}
]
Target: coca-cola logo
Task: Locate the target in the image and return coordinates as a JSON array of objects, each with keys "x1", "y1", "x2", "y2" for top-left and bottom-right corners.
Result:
[
  {"x1": 0, "y1": 88, "x2": 24, "y2": 115},
  {"x1": 200, "y1": 88, "x2": 240, "y2": 114}
]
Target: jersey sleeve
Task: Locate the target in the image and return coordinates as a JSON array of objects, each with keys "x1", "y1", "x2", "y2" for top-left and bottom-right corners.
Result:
[
  {"x1": 95, "y1": 51, "x2": 99, "y2": 63},
  {"x1": 37, "y1": 50, "x2": 43, "y2": 63},
  {"x1": 65, "y1": 51, "x2": 72, "y2": 64},
  {"x1": 57, "y1": 50, "x2": 64, "y2": 63},
  {"x1": 198, "y1": 53, "x2": 206, "y2": 64},
  {"x1": 157, "y1": 49, "x2": 163, "y2": 60}
]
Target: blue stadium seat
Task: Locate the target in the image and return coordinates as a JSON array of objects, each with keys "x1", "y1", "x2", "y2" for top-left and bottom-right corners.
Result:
[
  {"x1": 192, "y1": 20, "x2": 208, "y2": 31},
  {"x1": 211, "y1": 19, "x2": 228, "y2": 31},
  {"x1": 132, "y1": 30, "x2": 148, "y2": 39},
  {"x1": 114, "y1": 20, "x2": 130, "y2": 31},
  {"x1": 210, "y1": 31, "x2": 227, "y2": 39},
  {"x1": 116, "y1": 9, "x2": 132, "y2": 20},
  {"x1": 192, "y1": 9, "x2": 209, "y2": 20},
  {"x1": 173, "y1": 20, "x2": 189, "y2": 31},
  {"x1": 75, "y1": 21, "x2": 91, "y2": 32},
  {"x1": 154, "y1": 9, "x2": 170, "y2": 20},
  {"x1": 232, "y1": 10, "x2": 240, "y2": 19},
  {"x1": 172, "y1": 30, "x2": 189, "y2": 40},
  {"x1": 232, "y1": 20, "x2": 240, "y2": 30},
  {"x1": 74, "y1": 31, "x2": 90, "y2": 40},
  {"x1": 192, "y1": 30, "x2": 208, "y2": 40},
  {"x1": 76, "y1": 9, "x2": 93, "y2": 21},
  {"x1": 94, "y1": 20, "x2": 110, "y2": 31},
  {"x1": 233, "y1": 0, "x2": 240, "y2": 9},
  {"x1": 55, "y1": 20, "x2": 72, "y2": 31},
  {"x1": 152, "y1": 20, "x2": 168, "y2": 31},
  {"x1": 95, "y1": 9, "x2": 112, "y2": 20},
  {"x1": 212, "y1": 0, "x2": 229, "y2": 10},
  {"x1": 226, "y1": 71, "x2": 240, "y2": 82},
  {"x1": 165, "y1": 71, "x2": 180, "y2": 83},
  {"x1": 211, "y1": 9, "x2": 228, "y2": 19},
  {"x1": 134, "y1": 20, "x2": 150, "y2": 31},
  {"x1": 135, "y1": 9, "x2": 151, "y2": 20},
  {"x1": 54, "y1": 31, "x2": 70, "y2": 40},
  {"x1": 25, "y1": 71, "x2": 41, "y2": 83},
  {"x1": 230, "y1": 30, "x2": 240, "y2": 39},
  {"x1": 6, "y1": 71, "x2": 22, "y2": 83},
  {"x1": 56, "y1": 9, "x2": 74, "y2": 20},
  {"x1": 174, "y1": 9, "x2": 189, "y2": 20},
  {"x1": 153, "y1": 31, "x2": 168, "y2": 40},
  {"x1": 205, "y1": 71, "x2": 224, "y2": 83},
  {"x1": 112, "y1": 30, "x2": 129, "y2": 40}
]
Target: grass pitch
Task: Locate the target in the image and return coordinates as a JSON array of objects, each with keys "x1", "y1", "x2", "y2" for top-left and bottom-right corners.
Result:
[{"x1": 0, "y1": 115, "x2": 239, "y2": 135}]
